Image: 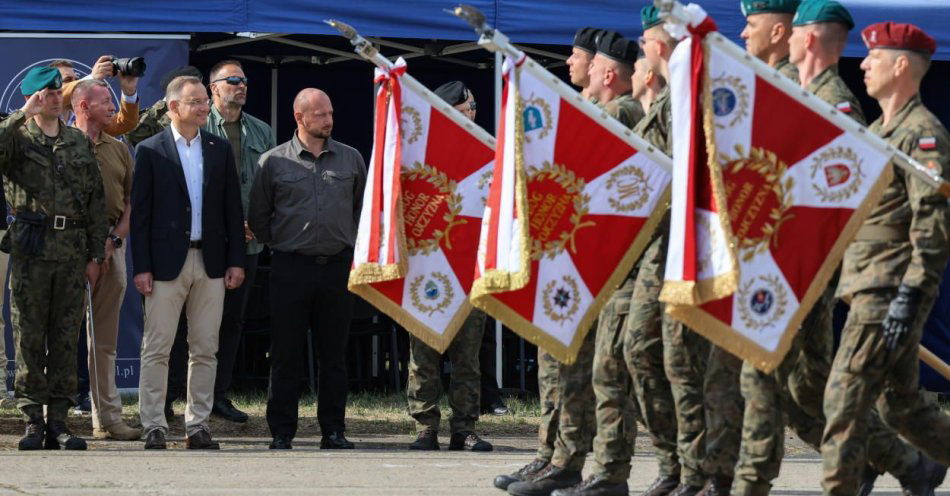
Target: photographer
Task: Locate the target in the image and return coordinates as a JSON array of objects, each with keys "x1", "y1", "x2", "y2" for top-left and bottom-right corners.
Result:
[{"x1": 58, "y1": 55, "x2": 141, "y2": 137}]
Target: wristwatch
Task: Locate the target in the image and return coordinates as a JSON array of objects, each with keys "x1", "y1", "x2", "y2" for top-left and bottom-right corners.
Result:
[
  {"x1": 91, "y1": 257, "x2": 104, "y2": 265},
  {"x1": 108, "y1": 233, "x2": 123, "y2": 248}
]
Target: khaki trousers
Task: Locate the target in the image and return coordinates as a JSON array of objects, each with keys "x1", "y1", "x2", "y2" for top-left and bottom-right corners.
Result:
[
  {"x1": 139, "y1": 249, "x2": 224, "y2": 436},
  {"x1": 87, "y1": 244, "x2": 127, "y2": 429}
]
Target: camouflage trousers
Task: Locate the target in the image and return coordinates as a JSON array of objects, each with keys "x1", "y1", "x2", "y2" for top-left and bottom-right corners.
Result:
[
  {"x1": 536, "y1": 327, "x2": 596, "y2": 471},
  {"x1": 822, "y1": 289, "x2": 950, "y2": 495},
  {"x1": 0, "y1": 245, "x2": 8, "y2": 393},
  {"x1": 407, "y1": 309, "x2": 485, "y2": 435},
  {"x1": 701, "y1": 345, "x2": 743, "y2": 479},
  {"x1": 662, "y1": 316, "x2": 710, "y2": 487},
  {"x1": 590, "y1": 275, "x2": 640, "y2": 482},
  {"x1": 11, "y1": 257, "x2": 87, "y2": 421},
  {"x1": 733, "y1": 286, "x2": 920, "y2": 495}
]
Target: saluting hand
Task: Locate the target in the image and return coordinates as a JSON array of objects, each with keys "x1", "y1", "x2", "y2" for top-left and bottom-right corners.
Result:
[{"x1": 20, "y1": 90, "x2": 45, "y2": 118}]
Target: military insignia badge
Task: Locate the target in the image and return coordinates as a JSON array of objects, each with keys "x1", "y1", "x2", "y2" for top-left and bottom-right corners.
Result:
[
  {"x1": 737, "y1": 274, "x2": 788, "y2": 331},
  {"x1": 919, "y1": 136, "x2": 937, "y2": 151},
  {"x1": 541, "y1": 275, "x2": 581, "y2": 323},
  {"x1": 522, "y1": 94, "x2": 553, "y2": 142},
  {"x1": 409, "y1": 272, "x2": 454, "y2": 316},
  {"x1": 809, "y1": 146, "x2": 864, "y2": 202},
  {"x1": 835, "y1": 101, "x2": 852, "y2": 114},
  {"x1": 711, "y1": 74, "x2": 750, "y2": 128}
]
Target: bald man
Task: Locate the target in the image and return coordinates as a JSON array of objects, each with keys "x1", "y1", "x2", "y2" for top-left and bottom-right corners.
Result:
[{"x1": 248, "y1": 88, "x2": 367, "y2": 450}]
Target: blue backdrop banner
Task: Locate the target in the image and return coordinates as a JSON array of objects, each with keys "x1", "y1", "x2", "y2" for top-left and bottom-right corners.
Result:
[{"x1": 1, "y1": 35, "x2": 188, "y2": 391}]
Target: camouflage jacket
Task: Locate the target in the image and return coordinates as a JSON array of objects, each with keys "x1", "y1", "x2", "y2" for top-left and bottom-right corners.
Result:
[
  {"x1": 0, "y1": 111, "x2": 108, "y2": 262},
  {"x1": 838, "y1": 95, "x2": 950, "y2": 298},
  {"x1": 806, "y1": 64, "x2": 866, "y2": 126},
  {"x1": 775, "y1": 56, "x2": 799, "y2": 82},
  {"x1": 126, "y1": 100, "x2": 170, "y2": 148},
  {"x1": 601, "y1": 94, "x2": 645, "y2": 130},
  {"x1": 633, "y1": 85, "x2": 672, "y2": 156}
]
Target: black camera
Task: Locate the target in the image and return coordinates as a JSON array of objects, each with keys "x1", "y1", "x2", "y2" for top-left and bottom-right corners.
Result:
[{"x1": 112, "y1": 57, "x2": 146, "y2": 77}]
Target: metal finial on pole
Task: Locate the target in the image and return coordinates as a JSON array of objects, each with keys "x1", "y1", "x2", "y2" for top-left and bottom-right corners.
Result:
[{"x1": 324, "y1": 19, "x2": 392, "y2": 69}]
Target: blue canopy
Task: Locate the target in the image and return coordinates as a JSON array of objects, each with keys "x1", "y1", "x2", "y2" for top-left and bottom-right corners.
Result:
[{"x1": 2, "y1": 1, "x2": 949, "y2": 60}]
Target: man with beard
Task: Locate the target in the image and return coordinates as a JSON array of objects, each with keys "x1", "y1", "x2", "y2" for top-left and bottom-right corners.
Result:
[
  {"x1": 248, "y1": 88, "x2": 366, "y2": 451},
  {"x1": 203, "y1": 60, "x2": 275, "y2": 423}
]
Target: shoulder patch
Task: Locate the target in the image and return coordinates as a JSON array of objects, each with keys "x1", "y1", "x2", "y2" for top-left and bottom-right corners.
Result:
[
  {"x1": 919, "y1": 136, "x2": 937, "y2": 150},
  {"x1": 835, "y1": 101, "x2": 852, "y2": 113}
]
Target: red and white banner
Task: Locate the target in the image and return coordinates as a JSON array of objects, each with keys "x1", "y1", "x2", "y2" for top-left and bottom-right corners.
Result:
[
  {"x1": 350, "y1": 59, "x2": 496, "y2": 352},
  {"x1": 472, "y1": 53, "x2": 672, "y2": 363},
  {"x1": 661, "y1": 6, "x2": 893, "y2": 371}
]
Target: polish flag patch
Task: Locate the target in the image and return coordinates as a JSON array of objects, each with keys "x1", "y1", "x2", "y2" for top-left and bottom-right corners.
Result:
[
  {"x1": 919, "y1": 137, "x2": 937, "y2": 150},
  {"x1": 835, "y1": 101, "x2": 852, "y2": 113}
]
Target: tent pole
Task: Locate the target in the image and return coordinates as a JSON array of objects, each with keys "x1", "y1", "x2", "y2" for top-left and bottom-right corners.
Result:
[
  {"x1": 270, "y1": 64, "x2": 278, "y2": 141},
  {"x1": 494, "y1": 49, "x2": 503, "y2": 390}
]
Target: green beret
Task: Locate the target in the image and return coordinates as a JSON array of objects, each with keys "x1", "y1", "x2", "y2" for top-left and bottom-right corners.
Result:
[
  {"x1": 20, "y1": 66, "x2": 62, "y2": 96},
  {"x1": 641, "y1": 5, "x2": 663, "y2": 30},
  {"x1": 741, "y1": 0, "x2": 801, "y2": 16},
  {"x1": 792, "y1": 0, "x2": 854, "y2": 30}
]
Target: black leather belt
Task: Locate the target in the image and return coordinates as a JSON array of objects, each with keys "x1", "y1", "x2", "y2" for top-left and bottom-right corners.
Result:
[
  {"x1": 188, "y1": 240, "x2": 203, "y2": 249},
  {"x1": 277, "y1": 249, "x2": 353, "y2": 265},
  {"x1": 46, "y1": 215, "x2": 86, "y2": 230}
]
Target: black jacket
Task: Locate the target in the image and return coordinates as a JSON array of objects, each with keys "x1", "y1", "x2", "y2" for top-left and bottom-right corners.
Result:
[{"x1": 131, "y1": 126, "x2": 245, "y2": 281}]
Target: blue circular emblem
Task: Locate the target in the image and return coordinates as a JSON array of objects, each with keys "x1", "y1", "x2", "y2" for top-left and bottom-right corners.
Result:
[
  {"x1": 750, "y1": 289, "x2": 774, "y2": 315},
  {"x1": 424, "y1": 280, "x2": 440, "y2": 300},
  {"x1": 712, "y1": 87, "x2": 737, "y2": 117},
  {"x1": 523, "y1": 106, "x2": 544, "y2": 132}
]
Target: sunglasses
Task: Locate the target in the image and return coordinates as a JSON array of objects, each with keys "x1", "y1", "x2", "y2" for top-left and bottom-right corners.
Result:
[
  {"x1": 212, "y1": 76, "x2": 249, "y2": 86},
  {"x1": 457, "y1": 100, "x2": 477, "y2": 112}
]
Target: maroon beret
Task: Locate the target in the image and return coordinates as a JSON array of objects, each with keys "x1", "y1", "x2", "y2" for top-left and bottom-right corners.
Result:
[{"x1": 862, "y1": 21, "x2": 936, "y2": 56}]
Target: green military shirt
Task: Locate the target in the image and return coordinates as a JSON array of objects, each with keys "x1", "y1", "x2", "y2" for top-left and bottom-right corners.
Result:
[
  {"x1": 633, "y1": 85, "x2": 672, "y2": 155},
  {"x1": 806, "y1": 64, "x2": 866, "y2": 125},
  {"x1": 774, "y1": 56, "x2": 799, "y2": 82},
  {"x1": 838, "y1": 94, "x2": 950, "y2": 299},
  {"x1": 204, "y1": 105, "x2": 275, "y2": 255},
  {"x1": 601, "y1": 94, "x2": 645, "y2": 130},
  {"x1": 0, "y1": 111, "x2": 108, "y2": 262},
  {"x1": 126, "y1": 100, "x2": 170, "y2": 148}
]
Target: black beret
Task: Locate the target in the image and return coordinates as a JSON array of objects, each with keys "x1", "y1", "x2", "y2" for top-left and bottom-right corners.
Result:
[
  {"x1": 596, "y1": 30, "x2": 639, "y2": 66},
  {"x1": 160, "y1": 65, "x2": 203, "y2": 94},
  {"x1": 573, "y1": 27, "x2": 603, "y2": 53},
  {"x1": 434, "y1": 81, "x2": 470, "y2": 106}
]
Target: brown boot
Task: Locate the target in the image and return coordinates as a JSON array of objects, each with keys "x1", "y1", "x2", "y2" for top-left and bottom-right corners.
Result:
[{"x1": 94, "y1": 422, "x2": 143, "y2": 441}]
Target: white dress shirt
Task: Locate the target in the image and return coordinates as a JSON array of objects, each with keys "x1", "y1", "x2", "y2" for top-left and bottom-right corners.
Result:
[{"x1": 170, "y1": 124, "x2": 204, "y2": 241}]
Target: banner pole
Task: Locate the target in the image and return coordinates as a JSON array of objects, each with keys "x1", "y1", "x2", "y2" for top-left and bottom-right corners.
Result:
[{"x1": 920, "y1": 345, "x2": 950, "y2": 382}]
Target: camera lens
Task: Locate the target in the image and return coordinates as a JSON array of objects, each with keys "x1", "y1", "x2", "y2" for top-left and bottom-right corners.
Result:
[{"x1": 112, "y1": 57, "x2": 147, "y2": 77}]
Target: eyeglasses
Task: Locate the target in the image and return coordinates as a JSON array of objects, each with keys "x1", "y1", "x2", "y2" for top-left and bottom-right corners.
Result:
[
  {"x1": 456, "y1": 100, "x2": 477, "y2": 112},
  {"x1": 180, "y1": 98, "x2": 211, "y2": 107},
  {"x1": 638, "y1": 36, "x2": 659, "y2": 47},
  {"x1": 212, "y1": 76, "x2": 249, "y2": 86}
]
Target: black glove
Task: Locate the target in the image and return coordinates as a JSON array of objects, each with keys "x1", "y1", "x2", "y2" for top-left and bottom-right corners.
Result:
[{"x1": 881, "y1": 284, "x2": 922, "y2": 351}]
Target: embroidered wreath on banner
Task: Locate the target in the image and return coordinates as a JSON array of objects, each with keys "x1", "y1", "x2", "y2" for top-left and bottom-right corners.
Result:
[
  {"x1": 541, "y1": 275, "x2": 582, "y2": 323},
  {"x1": 711, "y1": 74, "x2": 751, "y2": 129},
  {"x1": 522, "y1": 94, "x2": 554, "y2": 143},
  {"x1": 527, "y1": 161, "x2": 596, "y2": 260},
  {"x1": 736, "y1": 274, "x2": 789, "y2": 331},
  {"x1": 402, "y1": 162, "x2": 468, "y2": 256},
  {"x1": 720, "y1": 144, "x2": 795, "y2": 262},
  {"x1": 605, "y1": 165, "x2": 652, "y2": 212},
  {"x1": 808, "y1": 146, "x2": 864, "y2": 203},
  {"x1": 400, "y1": 105, "x2": 423, "y2": 144},
  {"x1": 409, "y1": 272, "x2": 455, "y2": 316}
]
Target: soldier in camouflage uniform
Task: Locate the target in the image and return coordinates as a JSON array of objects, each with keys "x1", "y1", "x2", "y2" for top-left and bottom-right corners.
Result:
[
  {"x1": 126, "y1": 66, "x2": 202, "y2": 147},
  {"x1": 733, "y1": 3, "x2": 937, "y2": 495},
  {"x1": 495, "y1": 26, "x2": 604, "y2": 493},
  {"x1": 509, "y1": 30, "x2": 642, "y2": 496},
  {"x1": 820, "y1": 20, "x2": 950, "y2": 496},
  {"x1": 408, "y1": 83, "x2": 493, "y2": 453},
  {"x1": 0, "y1": 66, "x2": 108, "y2": 451}
]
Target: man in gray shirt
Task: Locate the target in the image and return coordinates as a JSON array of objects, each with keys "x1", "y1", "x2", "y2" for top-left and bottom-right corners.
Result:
[{"x1": 248, "y1": 88, "x2": 366, "y2": 450}]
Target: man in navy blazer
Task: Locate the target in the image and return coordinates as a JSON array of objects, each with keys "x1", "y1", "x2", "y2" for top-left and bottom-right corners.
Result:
[{"x1": 131, "y1": 75, "x2": 245, "y2": 450}]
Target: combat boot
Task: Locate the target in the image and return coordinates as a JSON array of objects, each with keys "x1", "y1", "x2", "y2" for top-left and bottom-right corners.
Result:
[
  {"x1": 44, "y1": 420, "x2": 87, "y2": 450},
  {"x1": 696, "y1": 476, "x2": 732, "y2": 496},
  {"x1": 668, "y1": 484, "x2": 703, "y2": 496},
  {"x1": 550, "y1": 474, "x2": 628, "y2": 496},
  {"x1": 494, "y1": 458, "x2": 549, "y2": 490},
  {"x1": 857, "y1": 465, "x2": 879, "y2": 496},
  {"x1": 640, "y1": 475, "x2": 680, "y2": 496},
  {"x1": 508, "y1": 465, "x2": 582, "y2": 496},
  {"x1": 408, "y1": 430, "x2": 439, "y2": 450},
  {"x1": 17, "y1": 418, "x2": 45, "y2": 451},
  {"x1": 900, "y1": 453, "x2": 947, "y2": 496}
]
